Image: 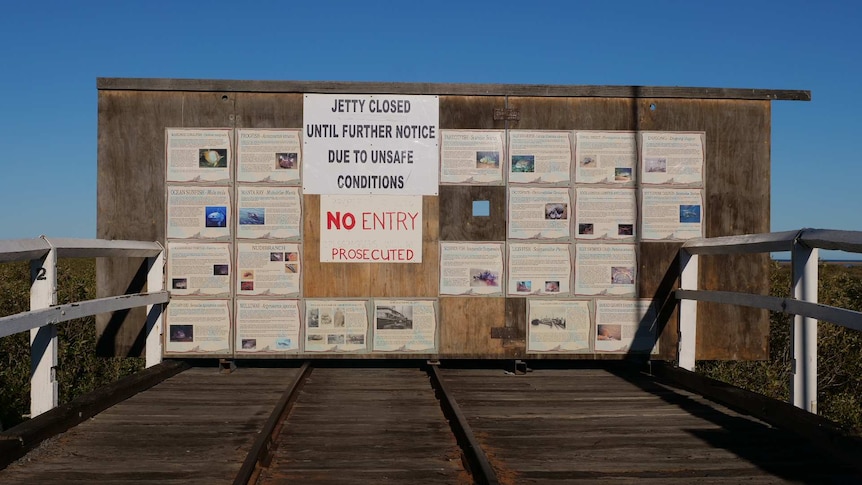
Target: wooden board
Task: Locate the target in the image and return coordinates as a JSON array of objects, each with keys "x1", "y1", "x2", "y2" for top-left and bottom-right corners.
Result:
[
  {"x1": 439, "y1": 297, "x2": 509, "y2": 358},
  {"x1": 438, "y1": 368, "x2": 860, "y2": 483},
  {"x1": 0, "y1": 367, "x2": 301, "y2": 484},
  {"x1": 439, "y1": 185, "x2": 506, "y2": 241},
  {"x1": 259, "y1": 367, "x2": 468, "y2": 484}
]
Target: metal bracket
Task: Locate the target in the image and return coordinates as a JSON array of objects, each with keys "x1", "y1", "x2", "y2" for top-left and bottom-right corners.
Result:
[{"x1": 493, "y1": 107, "x2": 520, "y2": 121}]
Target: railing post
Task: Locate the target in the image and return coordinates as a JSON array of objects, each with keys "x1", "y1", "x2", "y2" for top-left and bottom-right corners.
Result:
[
  {"x1": 145, "y1": 244, "x2": 165, "y2": 368},
  {"x1": 791, "y1": 241, "x2": 818, "y2": 413},
  {"x1": 678, "y1": 249, "x2": 698, "y2": 371},
  {"x1": 30, "y1": 243, "x2": 58, "y2": 416}
]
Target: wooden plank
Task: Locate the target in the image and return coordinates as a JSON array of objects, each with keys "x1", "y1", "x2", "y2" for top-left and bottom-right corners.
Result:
[
  {"x1": 637, "y1": 98, "x2": 771, "y2": 360},
  {"x1": 234, "y1": 92, "x2": 303, "y2": 128},
  {"x1": 98, "y1": 79, "x2": 811, "y2": 101},
  {"x1": 503, "y1": 298, "x2": 526, "y2": 353},
  {"x1": 439, "y1": 95, "x2": 506, "y2": 129},
  {"x1": 508, "y1": 96, "x2": 638, "y2": 130},
  {"x1": 439, "y1": 185, "x2": 506, "y2": 241},
  {"x1": 638, "y1": 242, "x2": 681, "y2": 361},
  {"x1": 439, "y1": 297, "x2": 509, "y2": 357},
  {"x1": 682, "y1": 231, "x2": 797, "y2": 255}
]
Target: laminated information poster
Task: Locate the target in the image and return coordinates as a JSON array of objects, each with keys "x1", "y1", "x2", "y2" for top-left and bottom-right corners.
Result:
[
  {"x1": 574, "y1": 131, "x2": 637, "y2": 185},
  {"x1": 527, "y1": 300, "x2": 591, "y2": 352},
  {"x1": 237, "y1": 129, "x2": 302, "y2": 184},
  {"x1": 167, "y1": 242, "x2": 231, "y2": 297},
  {"x1": 236, "y1": 242, "x2": 301, "y2": 296},
  {"x1": 642, "y1": 188, "x2": 704, "y2": 240},
  {"x1": 372, "y1": 299, "x2": 437, "y2": 352},
  {"x1": 575, "y1": 188, "x2": 636, "y2": 240},
  {"x1": 235, "y1": 299, "x2": 301, "y2": 353},
  {"x1": 166, "y1": 186, "x2": 231, "y2": 240},
  {"x1": 574, "y1": 244, "x2": 637, "y2": 296},
  {"x1": 166, "y1": 128, "x2": 232, "y2": 183},
  {"x1": 508, "y1": 131, "x2": 572, "y2": 184},
  {"x1": 507, "y1": 243, "x2": 572, "y2": 296},
  {"x1": 165, "y1": 299, "x2": 231, "y2": 354},
  {"x1": 641, "y1": 132, "x2": 705, "y2": 185},
  {"x1": 594, "y1": 299, "x2": 659, "y2": 354},
  {"x1": 236, "y1": 186, "x2": 301, "y2": 240},
  {"x1": 439, "y1": 130, "x2": 505, "y2": 184},
  {"x1": 439, "y1": 242, "x2": 504, "y2": 296},
  {"x1": 305, "y1": 300, "x2": 369, "y2": 352},
  {"x1": 508, "y1": 187, "x2": 571, "y2": 239}
]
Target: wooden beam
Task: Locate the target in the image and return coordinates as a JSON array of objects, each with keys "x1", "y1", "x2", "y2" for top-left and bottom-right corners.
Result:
[{"x1": 96, "y1": 78, "x2": 811, "y2": 101}]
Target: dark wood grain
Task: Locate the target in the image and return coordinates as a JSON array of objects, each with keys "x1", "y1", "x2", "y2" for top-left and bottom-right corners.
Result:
[{"x1": 439, "y1": 185, "x2": 506, "y2": 241}]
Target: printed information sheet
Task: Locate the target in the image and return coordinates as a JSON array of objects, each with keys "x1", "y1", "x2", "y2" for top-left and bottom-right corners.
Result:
[
  {"x1": 236, "y1": 186, "x2": 301, "y2": 239},
  {"x1": 166, "y1": 128, "x2": 232, "y2": 183},
  {"x1": 575, "y1": 188, "x2": 636, "y2": 240},
  {"x1": 508, "y1": 131, "x2": 572, "y2": 184},
  {"x1": 166, "y1": 186, "x2": 231, "y2": 240},
  {"x1": 508, "y1": 187, "x2": 571, "y2": 239},
  {"x1": 320, "y1": 195, "x2": 422, "y2": 263},
  {"x1": 642, "y1": 188, "x2": 704, "y2": 240},
  {"x1": 237, "y1": 129, "x2": 302, "y2": 184},
  {"x1": 167, "y1": 242, "x2": 231, "y2": 297},
  {"x1": 235, "y1": 299, "x2": 301, "y2": 353},
  {"x1": 641, "y1": 132, "x2": 705, "y2": 185},
  {"x1": 236, "y1": 242, "x2": 300, "y2": 296},
  {"x1": 527, "y1": 300, "x2": 591, "y2": 352},
  {"x1": 575, "y1": 131, "x2": 637, "y2": 184},
  {"x1": 372, "y1": 299, "x2": 437, "y2": 352},
  {"x1": 507, "y1": 243, "x2": 572, "y2": 296},
  {"x1": 439, "y1": 130, "x2": 505, "y2": 184},
  {"x1": 439, "y1": 242, "x2": 504, "y2": 296},
  {"x1": 575, "y1": 244, "x2": 637, "y2": 296},
  {"x1": 304, "y1": 300, "x2": 369, "y2": 352},
  {"x1": 595, "y1": 299, "x2": 658, "y2": 353},
  {"x1": 165, "y1": 299, "x2": 231, "y2": 354}
]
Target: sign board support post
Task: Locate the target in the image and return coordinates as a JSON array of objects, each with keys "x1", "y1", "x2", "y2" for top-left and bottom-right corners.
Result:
[
  {"x1": 791, "y1": 242, "x2": 818, "y2": 413},
  {"x1": 146, "y1": 244, "x2": 165, "y2": 368},
  {"x1": 678, "y1": 249, "x2": 698, "y2": 371}
]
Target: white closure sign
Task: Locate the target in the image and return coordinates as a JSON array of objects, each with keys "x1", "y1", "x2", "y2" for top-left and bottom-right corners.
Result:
[
  {"x1": 303, "y1": 94, "x2": 439, "y2": 195},
  {"x1": 320, "y1": 195, "x2": 422, "y2": 263}
]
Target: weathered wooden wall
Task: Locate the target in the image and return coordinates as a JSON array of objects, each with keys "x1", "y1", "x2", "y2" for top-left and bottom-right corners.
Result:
[{"x1": 97, "y1": 80, "x2": 782, "y2": 360}]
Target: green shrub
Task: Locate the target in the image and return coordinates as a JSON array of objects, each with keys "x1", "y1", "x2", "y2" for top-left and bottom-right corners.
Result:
[{"x1": 0, "y1": 259, "x2": 142, "y2": 430}]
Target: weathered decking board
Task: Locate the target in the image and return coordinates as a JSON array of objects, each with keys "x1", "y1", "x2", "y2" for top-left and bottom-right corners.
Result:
[
  {"x1": 0, "y1": 366, "x2": 300, "y2": 485},
  {"x1": 438, "y1": 368, "x2": 860, "y2": 484},
  {"x1": 258, "y1": 367, "x2": 469, "y2": 485}
]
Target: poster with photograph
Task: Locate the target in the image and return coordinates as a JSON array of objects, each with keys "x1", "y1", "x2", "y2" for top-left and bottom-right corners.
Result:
[
  {"x1": 439, "y1": 242, "x2": 504, "y2": 296},
  {"x1": 595, "y1": 299, "x2": 659, "y2": 354},
  {"x1": 439, "y1": 130, "x2": 505, "y2": 184},
  {"x1": 574, "y1": 131, "x2": 637, "y2": 185},
  {"x1": 575, "y1": 188, "x2": 637, "y2": 240},
  {"x1": 372, "y1": 299, "x2": 437, "y2": 352},
  {"x1": 641, "y1": 188, "x2": 704, "y2": 240},
  {"x1": 575, "y1": 244, "x2": 637, "y2": 296},
  {"x1": 641, "y1": 132, "x2": 705, "y2": 185},
  {"x1": 237, "y1": 129, "x2": 302, "y2": 184},
  {"x1": 236, "y1": 186, "x2": 301, "y2": 239},
  {"x1": 320, "y1": 195, "x2": 422, "y2": 263},
  {"x1": 304, "y1": 300, "x2": 369, "y2": 352},
  {"x1": 166, "y1": 242, "x2": 231, "y2": 297},
  {"x1": 236, "y1": 242, "x2": 301, "y2": 296},
  {"x1": 508, "y1": 187, "x2": 571, "y2": 239},
  {"x1": 235, "y1": 299, "x2": 301, "y2": 353},
  {"x1": 166, "y1": 128, "x2": 232, "y2": 183},
  {"x1": 164, "y1": 299, "x2": 231, "y2": 354},
  {"x1": 166, "y1": 186, "x2": 231, "y2": 240},
  {"x1": 527, "y1": 300, "x2": 591, "y2": 352},
  {"x1": 508, "y1": 131, "x2": 572, "y2": 184},
  {"x1": 507, "y1": 243, "x2": 572, "y2": 296}
]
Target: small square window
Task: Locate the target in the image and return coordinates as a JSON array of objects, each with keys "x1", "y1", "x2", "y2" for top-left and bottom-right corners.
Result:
[{"x1": 473, "y1": 200, "x2": 490, "y2": 217}]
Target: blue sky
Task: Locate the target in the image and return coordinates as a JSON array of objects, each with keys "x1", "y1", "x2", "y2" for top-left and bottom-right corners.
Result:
[{"x1": 1, "y1": 1, "x2": 860, "y2": 257}]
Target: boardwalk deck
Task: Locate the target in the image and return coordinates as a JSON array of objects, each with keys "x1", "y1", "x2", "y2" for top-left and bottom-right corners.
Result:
[
  {"x1": 438, "y1": 368, "x2": 860, "y2": 484},
  {"x1": 0, "y1": 366, "x2": 301, "y2": 485},
  {"x1": 257, "y1": 367, "x2": 469, "y2": 485}
]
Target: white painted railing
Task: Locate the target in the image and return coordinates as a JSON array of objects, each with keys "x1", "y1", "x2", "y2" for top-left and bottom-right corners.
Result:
[
  {"x1": 0, "y1": 237, "x2": 168, "y2": 417},
  {"x1": 677, "y1": 229, "x2": 862, "y2": 414}
]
